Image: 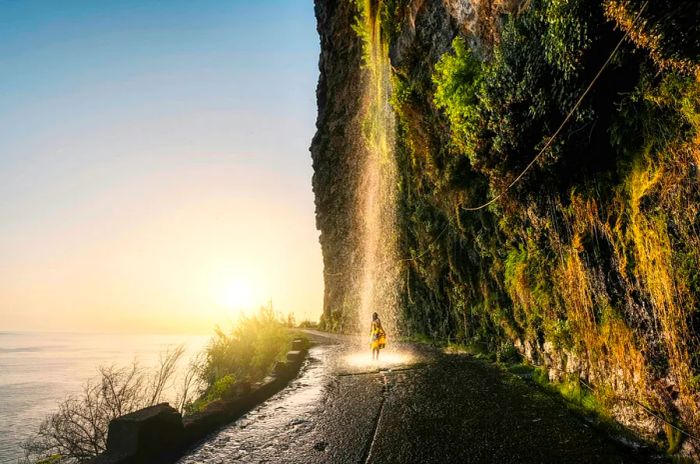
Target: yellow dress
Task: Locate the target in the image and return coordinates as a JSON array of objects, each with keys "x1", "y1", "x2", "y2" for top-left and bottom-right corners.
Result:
[{"x1": 370, "y1": 321, "x2": 386, "y2": 350}]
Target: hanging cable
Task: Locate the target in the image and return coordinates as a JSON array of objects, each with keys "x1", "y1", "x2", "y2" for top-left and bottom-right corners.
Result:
[{"x1": 462, "y1": 0, "x2": 649, "y2": 211}]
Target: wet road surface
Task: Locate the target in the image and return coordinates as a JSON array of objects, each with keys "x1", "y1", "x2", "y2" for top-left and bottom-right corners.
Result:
[{"x1": 178, "y1": 333, "x2": 662, "y2": 463}]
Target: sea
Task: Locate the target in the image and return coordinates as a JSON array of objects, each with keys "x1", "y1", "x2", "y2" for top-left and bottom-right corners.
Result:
[{"x1": 0, "y1": 332, "x2": 209, "y2": 464}]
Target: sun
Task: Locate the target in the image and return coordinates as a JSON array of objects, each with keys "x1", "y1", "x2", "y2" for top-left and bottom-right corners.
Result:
[{"x1": 219, "y1": 278, "x2": 255, "y2": 311}]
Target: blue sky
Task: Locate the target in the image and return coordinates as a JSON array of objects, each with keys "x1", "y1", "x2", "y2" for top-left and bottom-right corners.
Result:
[{"x1": 0, "y1": 0, "x2": 323, "y2": 332}]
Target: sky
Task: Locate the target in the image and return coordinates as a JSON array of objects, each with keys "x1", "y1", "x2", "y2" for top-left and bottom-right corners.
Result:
[{"x1": 0, "y1": 0, "x2": 323, "y2": 334}]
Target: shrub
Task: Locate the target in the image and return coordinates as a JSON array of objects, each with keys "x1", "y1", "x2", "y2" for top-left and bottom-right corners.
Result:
[
  {"x1": 432, "y1": 37, "x2": 484, "y2": 156},
  {"x1": 297, "y1": 319, "x2": 319, "y2": 329},
  {"x1": 195, "y1": 304, "x2": 292, "y2": 404},
  {"x1": 209, "y1": 374, "x2": 237, "y2": 400}
]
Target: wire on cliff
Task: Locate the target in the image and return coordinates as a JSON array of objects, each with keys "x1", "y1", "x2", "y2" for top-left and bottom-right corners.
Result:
[{"x1": 462, "y1": 0, "x2": 649, "y2": 211}]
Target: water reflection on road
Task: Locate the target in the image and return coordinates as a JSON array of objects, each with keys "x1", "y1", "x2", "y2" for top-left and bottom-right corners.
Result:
[
  {"x1": 177, "y1": 339, "x2": 419, "y2": 463},
  {"x1": 177, "y1": 344, "x2": 339, "y2": 463}
]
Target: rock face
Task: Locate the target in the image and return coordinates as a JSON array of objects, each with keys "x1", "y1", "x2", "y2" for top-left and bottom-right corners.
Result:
[
  {"x1": 311, "y1": 0, "x2": 700, "y2": 456},
  {"x1": 393, "y1": 0, "x2": 470, "y2": 66},
  {"x1": 311, "y1": 0, "x2": 478, "y2": 332},
  {"x1": 310, "y1": 0, "x2": 366, "y2": 332}
]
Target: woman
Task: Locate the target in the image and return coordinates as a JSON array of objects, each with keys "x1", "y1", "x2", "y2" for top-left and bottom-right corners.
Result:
[{"x1": 370, "y1": 312, "x2": 386, "y2": 360}]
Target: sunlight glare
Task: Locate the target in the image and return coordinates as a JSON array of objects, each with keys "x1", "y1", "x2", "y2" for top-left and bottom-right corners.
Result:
[{"x1": 218, "y1": 278, "x2": 255, "y2": 311}]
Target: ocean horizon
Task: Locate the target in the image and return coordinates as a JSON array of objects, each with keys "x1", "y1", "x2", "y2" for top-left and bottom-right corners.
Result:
[{"x1": 0, "y1": 331, "x2": 209, "y2": 464}]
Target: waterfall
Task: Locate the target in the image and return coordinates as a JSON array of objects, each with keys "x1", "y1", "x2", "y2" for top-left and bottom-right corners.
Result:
[{"x1": 356, "y1": 0, "x2": 399, "y2": 337}]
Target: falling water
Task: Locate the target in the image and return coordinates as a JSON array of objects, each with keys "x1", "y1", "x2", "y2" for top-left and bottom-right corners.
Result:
[{"x1": 356, "y1": 0, "x2": 399, "y2": 337}]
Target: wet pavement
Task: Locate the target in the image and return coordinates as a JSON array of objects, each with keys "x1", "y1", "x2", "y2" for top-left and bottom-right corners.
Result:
[{"x1": 177, "y1": 332, "x2": 662, "y2": 463}]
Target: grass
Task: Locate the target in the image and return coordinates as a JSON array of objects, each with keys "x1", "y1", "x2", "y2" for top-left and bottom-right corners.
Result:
[
  {"x1": 512, "y1": 364, "x2": 602, "y2": 415},
  {"x1": 445, "y1": 340, "x2": 491, "y2": 357},
  {"x1": 505, "y1": 363, "x2": 657, "y2": 444},
  {"x1": 665, "y1": 423, "x2": 683, "y2": 455}
]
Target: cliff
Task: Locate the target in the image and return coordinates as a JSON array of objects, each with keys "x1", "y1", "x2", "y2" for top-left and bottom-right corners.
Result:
[
  {"x1": 311, "y1": 1, "x2": 366, "y2": 332},
  {"x1": 311, "y1": 0, "x2": 700, "y2": 456}
]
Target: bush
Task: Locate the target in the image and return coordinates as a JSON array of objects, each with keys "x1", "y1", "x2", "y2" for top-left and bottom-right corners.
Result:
[
  {"x1": 209, "y1": 374, "x2": 237, "y2": 400},
  {"x1": 188, "y1": 304, "x2": 292, "y2": 414},
  {"x1": 185, "y1": 374, "x2": 238, "y2": 415},
  {"x1": 496, "y1": 339, "x2": 520, "y2": 363},
  {"x1": 432, "y1": 37, "x2": 484, "y2": 156}
]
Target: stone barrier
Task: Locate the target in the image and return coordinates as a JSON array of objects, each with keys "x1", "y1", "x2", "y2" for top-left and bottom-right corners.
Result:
[
  {"x1": 286, "y1": 350, "x2": 303, "y2": 363},
  {"x1": 91, "y1": 338, "x2": 309, "y2": 464}
]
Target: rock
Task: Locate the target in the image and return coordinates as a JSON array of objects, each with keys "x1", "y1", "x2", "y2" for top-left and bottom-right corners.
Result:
[{"x1": 314, "y1": 441, "x2": 328, "y2": 451}]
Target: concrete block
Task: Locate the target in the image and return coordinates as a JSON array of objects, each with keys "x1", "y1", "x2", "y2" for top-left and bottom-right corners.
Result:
[
  {"x1": 104, "y1": 403, "x2": 183, "y2": 461},
  {"x1": 286, "y1": 350, "x2": 303, "y2": 363},
  {"x1": 236, "y1": 380, "x2": 251, "y2": 396},
  {"x1": 252, "y1": 377, "x2": 282, "y2": 401}
]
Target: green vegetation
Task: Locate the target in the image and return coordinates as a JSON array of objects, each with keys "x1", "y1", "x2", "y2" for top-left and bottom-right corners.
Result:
[
  {"x1": 185, "y1": 374, "x2": 237, "y2": 414},
  {"x1": 532, "y1": 370, "x2": 603, "y2": 415},
  {"x1": 186, "y1": 304, "x2": 295, "y2": 414},
  {"x1": 36, "y1": 456, "x2": 62, "y2": 464},
  {"x1": 666, "y1": 422, "x2": 684, "y2": 455},
  {"x1": 432, "y1": 37, "x2": 483, "y2": 156},
  {"x1": 604, "y1": 0, "x2": 700, "y2": 74},
  {"x1": 343, "y1": 0, "x2": 700, "y2": 454},
  {"x1": 297, "y1": 319, "x2": 319, "y2": 329}
]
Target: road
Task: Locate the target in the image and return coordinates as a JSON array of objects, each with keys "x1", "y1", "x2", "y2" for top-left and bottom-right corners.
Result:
[{"x1": 177, "y1": 332, "x2": 663, "y2": 463}]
